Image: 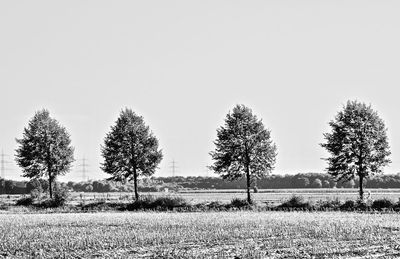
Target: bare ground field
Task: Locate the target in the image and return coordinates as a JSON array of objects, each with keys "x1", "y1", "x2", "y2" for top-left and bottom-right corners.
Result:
[{"x1": 1, "y1": 211, "x2": 400, "y2": 258}]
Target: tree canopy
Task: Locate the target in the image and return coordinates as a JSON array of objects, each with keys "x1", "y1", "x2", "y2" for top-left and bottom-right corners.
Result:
[
  {"x1": 101, "y1": 108, "x2": 163, "y2": 200},
  {"x1": 15, "y1": 109, "x2": 74, "y2": 198},
  {"x1": 210, "y1": 104, "x2": 277, "y2": 203},
  {"x1": 321, "y1": 100, "x2": 391, "y2": 200}
]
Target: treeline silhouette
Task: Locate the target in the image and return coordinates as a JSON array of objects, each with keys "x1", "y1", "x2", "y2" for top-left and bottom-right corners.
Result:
[{"x1": 2, "y1": 173, "x2": 400, "y2": 195}]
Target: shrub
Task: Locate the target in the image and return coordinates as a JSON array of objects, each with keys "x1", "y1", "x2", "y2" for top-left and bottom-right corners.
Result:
[
  {"x1": 81, "y1": 201, "x2": 122, "y2": 211},
  {"x1": 52, "y1": 187, "x2": 70, "y2": 207},
  {"x1": 127, "y1": 195, "x2": 188, "y2": 211},
  {"x1": 37, "y1": 199, "x2": 57, "y2": 208},
  {"x1": 207, "y1": 201, "x2": 226, "y2": 209},
  {"x1": 356, "y1": 200, "x2": 369, "y2": 210},
  {"x1": 127, "y1": 195, "x2": 155, "y2": 210},
  {"x1": 317, "y1": 199, "x2": 342, "y2": 211},
  {"x1": 36, "y1": 186, "x2": 70, "y2": 208},
  {"x1": 230, "y1": 198, "x2": 250, "y2": 208},
  {"x1": 16, "y1": 197, "x2": 34, "y2": 206},
  {"x1": 193, "y1": 201, "x2": 227, "y2": 211},
  {"x1": 30, "y1": 188, "x2": 42, "y2": 200},
  {"x1": 152, "y1": 196, "x2": 187, "y2": 209},
  {"x1": 279, "y1": 196, "x2": 312, "y2": 210},
  {"x1": 371, "y1": 198, "x2": 394, "y2": 210},
  {"x1": 340, "y1": 200, "x2": 356, "y2": 211}
]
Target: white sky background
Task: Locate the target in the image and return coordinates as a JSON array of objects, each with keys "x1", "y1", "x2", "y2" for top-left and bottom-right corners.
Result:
[{"x1": 1, "y1": 1, "x2": 400, "y2": 181}]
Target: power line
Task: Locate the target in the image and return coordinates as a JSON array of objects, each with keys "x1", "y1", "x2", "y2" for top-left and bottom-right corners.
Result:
[{"x1": 77, "y1": 157, "x2": 90, "y2": 182}]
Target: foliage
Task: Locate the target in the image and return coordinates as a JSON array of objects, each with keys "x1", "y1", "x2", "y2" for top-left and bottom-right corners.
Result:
[
  {"x1": 321, "y1": 100, "x2": 391, "y2": 200},
  {"x1": 30, "y1": 188, "x2": 43, "y2": 200},
  {"x1": 340, "y1": 200, "x2": 356, "y2": 211},
  {"x1": 36, "y1": 185, "x2": 70, "y2": 208},
  {"x1": 80, "y1": 201, "x2": 122, "y2": 211},
  {"x1": 371, "y1": 198, "x2": 394, "y2": 210},
  {"x1": 279, "y1": 195, "x2": 313, "y2": 209},
  {"x1": 229, "y1": 197, "x2": 250, "y2": 208},
  {"x1": 101, "y1": 108, "x2": 163, "y2": 200},
  {"x1": 0, "y1": 179, "x2": 27, "y2": 194},
  {"x1": 204, "y1": 201, "x2": 226, "y2": 210},
  {"x1": 210, "y1": 104, "x2": 277, "y2": 203},
  {"x1": 311, "y1": 178, "x2": 322, "y2": 188},
  {"x1": 52, "y1": 185, "x2": 70, "y2": 207},
  {"x1": 15, "y1": 109, "x2": 74, "y2": 198},
  {"x1": 15, "y1": 197, "x2": 34, "y2": 206},
  {"x1": 317, "y1": 199, "x2": 342, "y2": 211},
  {"x1": 126, "y1": 195, "x2": 188, "y2": 211},
  {"x1": 26, "y1": 179, "x2": 48, "y2": 195}
]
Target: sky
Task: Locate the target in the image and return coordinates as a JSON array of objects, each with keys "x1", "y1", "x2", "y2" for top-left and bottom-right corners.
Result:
[{"x1": 1, "y1": 1, "x2": 400, "y2": 182}]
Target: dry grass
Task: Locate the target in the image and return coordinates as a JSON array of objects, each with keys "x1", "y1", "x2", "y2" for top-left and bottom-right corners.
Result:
[{"x1": 1, "y1": 211, "x2": 400, "y2": 258}]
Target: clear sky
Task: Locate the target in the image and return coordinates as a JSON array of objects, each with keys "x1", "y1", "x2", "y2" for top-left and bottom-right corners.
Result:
[{"x1": 1, "y1": 1, "x2": 399, "y2": 182}]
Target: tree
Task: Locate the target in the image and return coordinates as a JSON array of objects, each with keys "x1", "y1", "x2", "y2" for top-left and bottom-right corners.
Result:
[
  {"x1": 343, "y1": 179, "x2": 356, "y2": 188},
  {"x1": 322, "y1": 180, "x2": 330, "y2": 188},
  {"x1": 85, "y1": 184, "x2": 93, "y2": 192},
  {"x1": 297, "y1": 177, "x2": 310, "y2": 188},
  {"x1": 15, "y1": 109, "x2": 74, "y2": 198},
  {"x1": 0, "y1": 178, "x2": 5, "y2": 194},
  {"x1": 101, "y1": 108, "x2": 163, "y2": 200},
  {"x1": 321, "y1": 100, "x2": 391, "y2": 200},
  {"x1": 4, "y1": 180, "x2": 15, "y2": 194},
  {"x1": 311, "y1": 178, "x2": 322, "y2": 188},
  {"x1": 209, "y1": 104, "x2": 277, "y2": 203}
]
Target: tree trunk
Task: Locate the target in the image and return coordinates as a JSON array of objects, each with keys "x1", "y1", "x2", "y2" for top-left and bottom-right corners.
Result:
[
  {"x1": 49, "y1": 175, "x2": 53, "y2": 199},
  {"x1": 246, "y1": 165, "x2": 252, "y2": 204},
  {"x1": 359, "y1": 175, "x2": 364, "y2": 201},
  {"x1": 133, "y1": 168, "x2": 139, "y2": 200}
]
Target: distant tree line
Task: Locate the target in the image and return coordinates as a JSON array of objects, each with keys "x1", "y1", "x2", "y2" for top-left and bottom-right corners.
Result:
[
  {"x1": 157, "y1": 173, "x2": 400, "y2": 190},
  {"x1": 2, "y1": 173, "x2": 400, "y2": 195}
]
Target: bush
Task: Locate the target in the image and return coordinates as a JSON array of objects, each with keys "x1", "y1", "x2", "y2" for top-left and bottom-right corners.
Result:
[
  {"x1": 127, "y1": 195, "x2": 155, "y2": 210},
  {"x1": 193, "y1": 201, "x2": 227, "y2": 211},
  {"x1": 230, "y1": 198, "x2": 250, "y2": 208},
  {"x1": 317, "y1": 199, "x2": 342, "y2": 210},
  {"x1": 53, "y1": 187, "x2": 70, "y2": 207},
  {"x1": 279, "y1": 196, "x2": 312, "y2": 210},
  {"x1": 81, "y1": 201, "x2": 122, "y2": 211},
  {"x1": 356, "y1": 200, "x2": 369, "y2": 210},
  {"x1": 207, "y1": 201, "x2": 226, "y2": 209},
  {"x1": 36, "y1": 186, "x2": 70, "y2": 208},
  {"x1": 372, "y1": 198, "x2": 394, "y2": 210},
  {"x1": 340, "y1": 200, "x2": 356, "y2": 211},
  {"x1": 30, "y1": 188, "x2": 42, "y2": 200},
  {"x1": 127, "y1": 195, "x2": 188, "y2": 211},
  {"x1": 37, "y1": 199, "x2": 57, "y2": 208},
  {"x1": 16, "y1": 197, "x2": 34, "y2": 206},
  {"x1": 152, "y1": 196, "x2": 187, "y2": 209}
]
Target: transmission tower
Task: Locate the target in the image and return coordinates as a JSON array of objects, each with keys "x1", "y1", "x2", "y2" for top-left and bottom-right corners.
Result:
[
  {"x1": 77, "y1": 157, "x2": 90, "y2": 182},
  {"x1": 170, "y1": 160, "x2": 178, "y2": 177},
  {"x1": 1, "y1": 149, "x2": 12, "y2": 195},
  {"x1": 1, "y1": 149, "x2": 11, "y2": 180}
]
